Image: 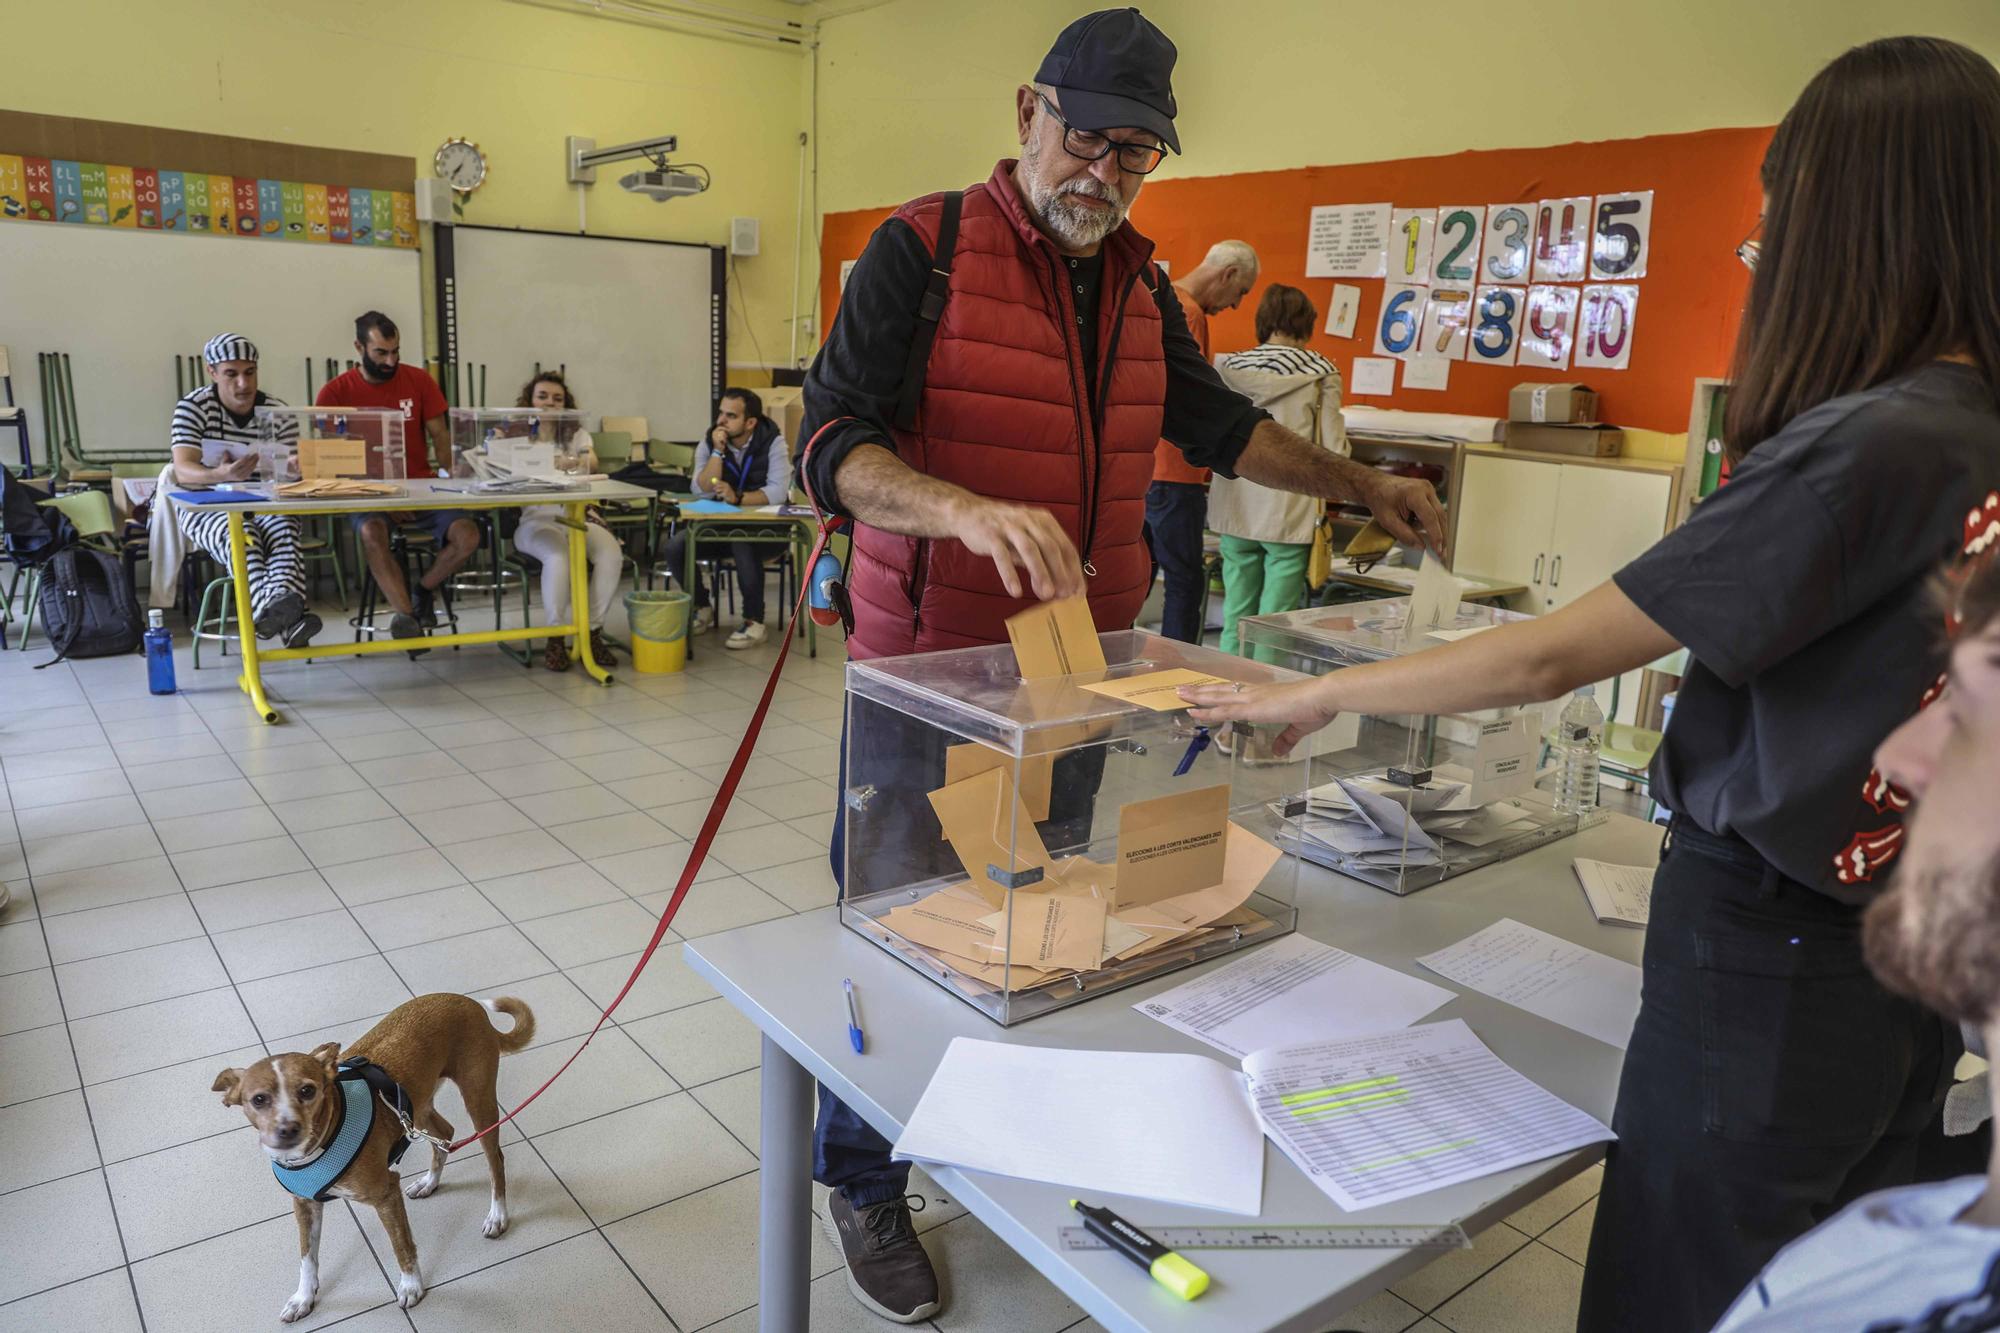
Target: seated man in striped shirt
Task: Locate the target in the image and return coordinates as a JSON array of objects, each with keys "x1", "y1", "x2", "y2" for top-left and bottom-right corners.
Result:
[{"x1": 169, "y1": 333, "x2": 321, "y2": 647}]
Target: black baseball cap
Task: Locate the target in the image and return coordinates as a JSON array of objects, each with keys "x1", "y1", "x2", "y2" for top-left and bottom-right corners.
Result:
[{"x1": 1034, "y1": 8, "x2": 1180, "y2": 155}]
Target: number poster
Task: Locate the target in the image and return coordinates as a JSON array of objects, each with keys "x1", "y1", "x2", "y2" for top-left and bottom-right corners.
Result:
[
  {"x1": 0, "y1": 150, "x2": 416, "y2": 248},
  {"x1": 1306, "y1": 189, "x2": 1652, "y2": 388}
]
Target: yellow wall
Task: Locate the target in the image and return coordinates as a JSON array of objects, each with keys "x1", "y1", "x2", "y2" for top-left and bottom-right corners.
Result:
[
  {"x1": 814, "y1": 0, "x2": 2000, "y2": 214},
  {"x1": 3, "y1": 0, "x2": 814, "y2": 371}
]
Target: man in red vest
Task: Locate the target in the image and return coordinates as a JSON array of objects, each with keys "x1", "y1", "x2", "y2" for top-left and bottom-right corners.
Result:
[{"x1": 798, "y1": 8, "x2": 1444, "y2": 1321}]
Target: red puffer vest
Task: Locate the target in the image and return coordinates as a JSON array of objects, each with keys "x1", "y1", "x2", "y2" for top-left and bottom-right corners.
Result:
[{"x1": 844, "y1": 159, "x2": 1166, "y2": 661}]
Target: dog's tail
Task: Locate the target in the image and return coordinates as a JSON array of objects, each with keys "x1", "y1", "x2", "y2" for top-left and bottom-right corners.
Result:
[{"x1": 482, "y1": 998, "x2": 537, "y2": 1054}]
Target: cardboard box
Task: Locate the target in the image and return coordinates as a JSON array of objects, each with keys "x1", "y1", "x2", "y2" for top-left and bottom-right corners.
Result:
[
  {"x1": 1509, "y1": 382, "x2": 1599, "y2": 424},
  {"x1": 1502, "y1": 423, "x2": 1624, "y2": 457},
  {"x1": 760, "y1": 385, "x2": 806, "y2": 452}
]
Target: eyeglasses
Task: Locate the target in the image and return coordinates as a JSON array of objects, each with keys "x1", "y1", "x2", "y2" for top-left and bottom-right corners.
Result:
[
  {"x1": 1735, "y1": 219, "x2": 1762, "y2": 272},
  {"x1": 1036, "y1": 92, "x2": 1168, "y2": 176}
]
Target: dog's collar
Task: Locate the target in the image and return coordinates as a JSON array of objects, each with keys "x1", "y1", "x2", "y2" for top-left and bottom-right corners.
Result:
[{"x1": 271, "y1": 1077, "x2": 373, "y2": 1201}]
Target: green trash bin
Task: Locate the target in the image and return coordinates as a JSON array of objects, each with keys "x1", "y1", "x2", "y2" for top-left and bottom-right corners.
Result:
[{"x1": 624, "y1": 590, "x2": 690, "y2": 673}]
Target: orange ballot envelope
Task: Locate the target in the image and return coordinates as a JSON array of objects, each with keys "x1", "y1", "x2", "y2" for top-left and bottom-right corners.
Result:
[
  {"x1": 1005, "y1": 595, "x2": 1107, "y2": 678},
  {"x1": 1079, "y1": 668, "x2": 1230, "y2": 711}
]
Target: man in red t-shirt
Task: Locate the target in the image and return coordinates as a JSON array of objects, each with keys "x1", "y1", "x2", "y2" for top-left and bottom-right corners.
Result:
[
  {"x1": 316, "y1": 311, "x2": 479, "y2": 641},
  {"x1": 1144, "y1": 239, "x2": 1257, "y2": 642}
]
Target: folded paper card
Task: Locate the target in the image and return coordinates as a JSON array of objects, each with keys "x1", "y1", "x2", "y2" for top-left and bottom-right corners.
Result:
[
  {"x1": 927, "y1": 766, "x2": 1055, "y2": 908},
  {"x1": 1115, "y1": 783, "x2": 1230, "y2": 908},
  {"x1": 1005, "y1": 595, "x2": 1107, "y2": 679},
  {"x1": 944, "y1": 743, "x2": 1054, "y2": 824},
  {"x1": 1080, "y1": 668, "x2": 1230, "y2": 711}
]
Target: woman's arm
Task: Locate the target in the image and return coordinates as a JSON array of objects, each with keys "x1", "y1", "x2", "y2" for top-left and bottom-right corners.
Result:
[{"x1": 1180, "y1": 580, "x2": 1681, "y2": 754}]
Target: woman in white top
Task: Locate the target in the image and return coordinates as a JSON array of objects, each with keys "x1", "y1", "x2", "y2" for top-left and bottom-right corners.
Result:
[
  {"x1": 1211, "y1": 285, "x2": 1347, "y2": 655},
  {"x1": 510, "y1": 372, "x2": 625, "y2": 672}
]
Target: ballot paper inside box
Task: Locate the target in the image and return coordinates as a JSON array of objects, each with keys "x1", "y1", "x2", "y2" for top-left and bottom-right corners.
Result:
[
  {"x1": 841, "y1": 629, "x2": 1305, "y2": 1025},
  {"x1": 252, "y1": 406, "x2": 407, "y2": 483},
  {"x1": 1237, "y1": 598, "x2": 1581, "y2": 896}
]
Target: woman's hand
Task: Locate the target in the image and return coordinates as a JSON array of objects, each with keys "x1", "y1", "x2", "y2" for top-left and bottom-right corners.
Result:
[{"x1": 1178, "y1": 678, "x2": 1344, "y2": 757}]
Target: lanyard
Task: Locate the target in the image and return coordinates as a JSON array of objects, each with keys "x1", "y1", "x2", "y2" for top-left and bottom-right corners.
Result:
[{"x1": 724, "y1": 442, "x2": 755, "y2": 493}]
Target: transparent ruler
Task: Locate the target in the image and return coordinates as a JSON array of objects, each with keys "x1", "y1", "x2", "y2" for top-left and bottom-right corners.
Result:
[{"x1": 1058, "y1": 1223, "x2": 1470, "y2": 1252}]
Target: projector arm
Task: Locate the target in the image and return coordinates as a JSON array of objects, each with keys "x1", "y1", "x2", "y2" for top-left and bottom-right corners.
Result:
[{"x1": 566, "y1": 135, "x2": 679, "y2": 185}]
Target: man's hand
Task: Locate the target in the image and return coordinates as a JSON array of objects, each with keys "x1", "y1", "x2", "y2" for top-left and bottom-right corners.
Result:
[
  {"x1": 709, "y1": 426, "x2": 729, "y2": 450},
  {"x1": 714, "y1": 482, "x2": 740, "y2": 505},
  {"x1": 955, "y1": 496, "x2": 1085, "y2": 601},
  {"x1": 1358, "y1": 471, "x2": 1449, "y2": 558},
  {"x1": 225, "y1": 452, "x2": 262, "y2": 481}
]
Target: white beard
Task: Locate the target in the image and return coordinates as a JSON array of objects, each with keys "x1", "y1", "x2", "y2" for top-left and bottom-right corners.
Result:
[{"x1": 1020, "y1": 142, "x2": 1129, "y2": 249}]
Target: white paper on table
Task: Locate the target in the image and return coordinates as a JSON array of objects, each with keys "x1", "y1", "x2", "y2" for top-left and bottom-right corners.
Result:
[
  {"x1": 1326, "y1": 283, "x2": 1362, "y2": 338},
  {"x1": 1573, "y1": 859, "x2": 1654, "y2": 927},
  {"x1": 1244, "y1": 1019, "x2": 1613, "y2": 1211},
  {"x1": 1134, "y1": 934, "x2": 1456, "y2": 1060},
  {"x1": 1416, "y1": 919, "x2": 1641, "y2": 1049},
  {"x1": 1402, "y1": 356, "x2": 1450, "y2": 392},
  {"x1": 892, "y1": 1037, "x2": 1265, "y2": 1215},
  {"x1": 1350, "y1": 357, "x2": 1397, "y2": 396}
]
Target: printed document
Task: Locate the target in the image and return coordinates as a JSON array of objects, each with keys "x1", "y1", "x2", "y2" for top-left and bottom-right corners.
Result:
[
  {"x1": 1133, "y1": 934, "x2": 1455, "y2": 1059},
  {"x1": 1416, "y1": 919, "x2": 1641, "y2": 1049},
  {"x1": 892, "y1": 1038, "x2": 1265, "y2": 1215},
  {"x1": 1244, "y1": 1019, "x2": 1612, "y2": 1210},
  {"x1": 1573, "y1": 859, "x2": 1653, "y2": 928}
]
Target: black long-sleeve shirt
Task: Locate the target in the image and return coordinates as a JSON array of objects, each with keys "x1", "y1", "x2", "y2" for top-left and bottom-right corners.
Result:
[{"x1": 799, "y1": 215, "x2": 1269, "y2": 517}]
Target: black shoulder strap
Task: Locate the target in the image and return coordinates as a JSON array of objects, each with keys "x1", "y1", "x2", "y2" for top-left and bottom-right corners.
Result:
[
  {"x1": 892, "y1": 190, "x2": 963, "y2": 433},
  {"x1": 35, "y1": 547, "x2": 82, "y2": 671}
]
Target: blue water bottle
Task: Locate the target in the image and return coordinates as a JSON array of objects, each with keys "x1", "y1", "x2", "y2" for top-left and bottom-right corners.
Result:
[{"x1": 144, "y1": 609, "x2": 177, "y2": 695}]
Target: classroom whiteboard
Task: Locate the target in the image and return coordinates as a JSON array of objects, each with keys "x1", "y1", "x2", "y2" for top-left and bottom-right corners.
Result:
[
  {"x1": 447, "y1": 226, "x2": 719, "y2": 441},
  {"x1": 0, "y1": 222, "x2": 421, "y2": 459}
]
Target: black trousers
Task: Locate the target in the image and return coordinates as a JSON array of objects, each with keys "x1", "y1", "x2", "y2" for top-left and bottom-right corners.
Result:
[
  {"x1": 1575, "y1": 820, "x2": 1957, "y2": 1333},
  {"x1": 1144, "y1": 480, "x2": 1208, "y2": 643}
]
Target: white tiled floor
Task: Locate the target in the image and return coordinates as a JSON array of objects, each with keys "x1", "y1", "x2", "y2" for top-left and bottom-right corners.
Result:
[{"x1": 0, "y1": 586, "x2": 1596, "y2": 1332}]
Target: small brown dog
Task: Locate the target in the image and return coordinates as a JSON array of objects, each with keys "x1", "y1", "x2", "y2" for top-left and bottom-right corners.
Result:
[{"x1": 213, "y1": 993, "x2": 535, "y2": 1321}]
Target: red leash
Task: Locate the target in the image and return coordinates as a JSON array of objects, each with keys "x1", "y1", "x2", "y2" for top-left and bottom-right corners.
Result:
[{"x1": 451, "y1": 429, "x2": 850, "y2": 1152}]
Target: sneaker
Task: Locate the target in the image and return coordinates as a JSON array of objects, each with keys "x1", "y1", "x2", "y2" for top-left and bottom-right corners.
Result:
[
  {"x1": 252, "y1": 592, "x2": 307, "y2": 641},
  {"x1": 388, "y1": 611, "x2": 430, "y2": 659},
  {"x1": 725, "y1": 621, "x2": 767, "y2": 650},
  {"x1": 691, "y1": 605, "x2": 715, "y2": 635},
  {"x1": 280, "y1": 613, "x2": 323, "y2": 650},
  {"x1": 413, "y1": 585, "x2": 438, "y2": 628},
  {"x1": 822, "y1": 1194, "x2": 940, "y2": 1323}
]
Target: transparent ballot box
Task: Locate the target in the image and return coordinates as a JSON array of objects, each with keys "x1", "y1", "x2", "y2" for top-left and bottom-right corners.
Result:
[
  {"x1": 249, "y1": 407, "x2": 406, "y2": 483},
  {"x1": 1237, "y1": 598, "x2": 1579, "y2": 896},
  {"x1": 449, "y1": 408, "x2": 592, "y2": 481},
  {"x1": 841, "y1": 629, "x2": 1305, "y2": 1025}
]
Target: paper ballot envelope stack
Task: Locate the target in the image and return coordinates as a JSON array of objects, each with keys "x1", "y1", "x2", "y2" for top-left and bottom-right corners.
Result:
[
  {"x1": 1238, "y1": 598, "x2": 1585, "y2": 896},
  {"x1": 840, "y1": 604, "x2": 1306, "y2": 1025}
]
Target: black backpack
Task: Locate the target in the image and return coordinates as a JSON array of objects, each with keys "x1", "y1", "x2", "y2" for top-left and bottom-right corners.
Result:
[
  {"x1": 36, "y1": 545, "x2": 143, "y2": 667},
  {"x1": 1, "y1": 470, "x2": 75, "y2": 561}
]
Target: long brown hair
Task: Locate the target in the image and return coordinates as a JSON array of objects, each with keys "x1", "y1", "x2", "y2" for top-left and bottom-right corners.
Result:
[{"x1": 1725, "y1": 37, "x2": 2000, "y2": 457}]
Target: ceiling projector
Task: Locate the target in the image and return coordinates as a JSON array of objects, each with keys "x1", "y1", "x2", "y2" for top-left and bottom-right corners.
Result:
[{"x1": 620, "y1": 169, "x2": 707, "y2": 201}]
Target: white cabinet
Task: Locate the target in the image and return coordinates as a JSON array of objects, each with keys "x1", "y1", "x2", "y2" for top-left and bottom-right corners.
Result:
[{"x1": 1455, "y1": 451, "x2": 1677, "y2": 723}]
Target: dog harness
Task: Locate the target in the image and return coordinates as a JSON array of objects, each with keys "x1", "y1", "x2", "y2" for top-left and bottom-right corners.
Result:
[{"x1": 270, "y1": 1059, "x2": 414, "y2": 1202}]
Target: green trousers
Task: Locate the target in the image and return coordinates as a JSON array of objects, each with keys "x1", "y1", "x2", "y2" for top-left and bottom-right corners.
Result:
[{"x1": 1218, "y1": 534, "x2": 1311, "y2": 658}]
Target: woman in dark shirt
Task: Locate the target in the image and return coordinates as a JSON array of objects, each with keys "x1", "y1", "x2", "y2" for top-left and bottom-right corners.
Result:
[{"x1": 1183, "y1": 36, "x2": 2000, "y2": 1333}]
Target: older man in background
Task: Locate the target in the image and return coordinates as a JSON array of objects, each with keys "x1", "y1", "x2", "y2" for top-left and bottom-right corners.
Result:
[{"x1": 1146, "y1": 237, "x2": 1258, "y2": 642}]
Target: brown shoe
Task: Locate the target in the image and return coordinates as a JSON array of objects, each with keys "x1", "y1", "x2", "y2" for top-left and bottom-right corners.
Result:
[
  {"x1": 543, "y1": 638, "x2": 570, "y2": 672},
  {"x1": 589, "y1": 629, "x2": 620, "y2": 666},
  {"x1": 822, "y1": 1193, "x2": 941, "y2": 1323}
]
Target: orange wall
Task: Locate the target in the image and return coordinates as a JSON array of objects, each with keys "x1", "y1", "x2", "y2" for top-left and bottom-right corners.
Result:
[{"x1": 819, "y1": 126, "x2": 1771, "y2": 435}]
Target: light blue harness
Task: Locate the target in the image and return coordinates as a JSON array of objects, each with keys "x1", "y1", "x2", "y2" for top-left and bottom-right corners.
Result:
[{"x1": 271, "y1": 1077, "x2": 375, "y2": 1201}]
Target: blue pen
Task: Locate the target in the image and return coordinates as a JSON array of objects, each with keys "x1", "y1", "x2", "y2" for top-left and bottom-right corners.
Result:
[{"x1": 843, "y1": 978, "x2": 866, "y2": 1054}]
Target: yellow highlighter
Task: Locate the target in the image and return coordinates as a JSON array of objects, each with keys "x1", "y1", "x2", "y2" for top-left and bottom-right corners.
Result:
[{"x1": 1070, "y1": 1200, "x2": 1210, "y2": 1301}]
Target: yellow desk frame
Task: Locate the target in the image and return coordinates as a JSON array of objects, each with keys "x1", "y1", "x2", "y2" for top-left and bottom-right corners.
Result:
[{"x1": 221, "y1": 495, "x2": 610, "y2": 724}]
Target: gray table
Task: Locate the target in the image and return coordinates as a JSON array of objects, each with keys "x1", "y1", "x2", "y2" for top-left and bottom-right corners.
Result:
[{"x1": 686, "y1": 811, "x2": 1662, "y2": 1333}]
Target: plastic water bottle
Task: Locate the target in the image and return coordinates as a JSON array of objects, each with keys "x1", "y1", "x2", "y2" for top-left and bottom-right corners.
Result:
[
  {"x1": 144, "y1": 610, "x2": 177, "y2": 696},
  {"x1": 1554, "y1": 685, "x2": 1603, "y2": 814}
]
